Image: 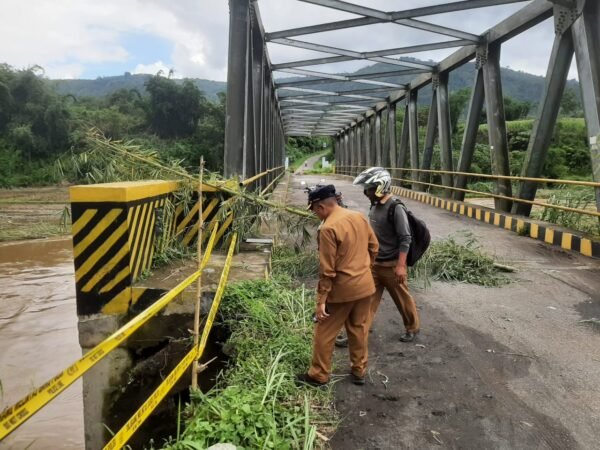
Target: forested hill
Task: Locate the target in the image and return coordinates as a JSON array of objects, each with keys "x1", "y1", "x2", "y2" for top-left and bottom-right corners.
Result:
[
  {"x1": 50, "y1": 73, "x2": 226, "y2": 101},
  {"x1": 49, "y1": 61, "x2": 578, "y2": 105}
]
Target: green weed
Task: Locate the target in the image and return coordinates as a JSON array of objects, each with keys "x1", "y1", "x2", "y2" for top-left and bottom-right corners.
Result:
[
  {"x1": 163, "y1": 278, "x2": 334, "y2": 450},
  {"x1": 411, "y1": 234, "x2": 509, "y2": 288}
]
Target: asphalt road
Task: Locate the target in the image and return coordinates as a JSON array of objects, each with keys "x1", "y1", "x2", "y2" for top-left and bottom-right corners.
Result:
[{"x1": 289, "y1": 174, "x2": 600, "y2": 450}]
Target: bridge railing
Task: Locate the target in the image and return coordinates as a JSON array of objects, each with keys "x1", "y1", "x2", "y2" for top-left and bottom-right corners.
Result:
[
  {"x1": 0, "y1": 224, "x2": 238, "y2": 448},
  {"x1": 337, "y1": 165, "x2": 600, "y2": 221}
]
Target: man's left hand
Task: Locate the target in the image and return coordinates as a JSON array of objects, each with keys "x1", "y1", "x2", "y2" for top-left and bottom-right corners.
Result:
[{"x1": 395, "y1": 265, "x2": 408, "y2": 285}]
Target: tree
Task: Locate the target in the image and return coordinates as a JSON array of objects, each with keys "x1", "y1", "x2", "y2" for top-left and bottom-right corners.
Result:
[
  {"x1": 145, "y1": 75, "x2": 206, "y2": 138},
  {"x1": 560, "y1": 87, "x2": 582, "y2": 117},
  {"x1": 503, "y1": 96, "x2": 531, "y2": 121},
  {"x1": 449, "y1": 88, "x2": 471, "y2": 133}
]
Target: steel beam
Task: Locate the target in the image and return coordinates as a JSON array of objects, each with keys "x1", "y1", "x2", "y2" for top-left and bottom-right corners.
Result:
[
  {"x1": 514, "y1": 24, "x2": 574, "y2": 215},
  {"x1": 397, "y1": 102, "x2": 410, "y2": 183},
  {"x1": 275, "y1": 68, "x2": 427, "y2": 87},
  {"x1": 436, "y1": 73, "x2": 454, "y2": 196},
  {"x1": 420, "y1": 88, "x2": 439, "y2": 192},
  {"x1": 407, "y1": 90, "x2": 420, "y2": 190},
  {"x1": 224, "y1": 0, "x2": 251, "y2": 178},
  {"x1": 454, "y1": 68, "x2": 485, "y2": 200},
  {"x1": 387, "y1": 103, "x2": 397, "y2": 173},
  {"x1": 572, "y1": 0, "x2": 600, "y2": 213},
  {"x1": 483, "y1": 43, "x2": 512, "y2": 211},
  {"x1": 364, "y1": 116, "x2": 372, "y2": 167},
  {"x1": 375, "y1": 111, "x2": 383, "y2": 166},
  {"x1": 275, "y1": 68, "x2": 405, "y2": 88},
  {"x1": 269, "y1": 0, "x2": 528, "y2": 40},
  {"x1": 382, "y1": 106, "x2": 390, "y2": 168}
]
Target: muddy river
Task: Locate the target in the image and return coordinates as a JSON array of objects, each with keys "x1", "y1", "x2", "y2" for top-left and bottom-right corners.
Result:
[{"x1": 0, "y1": 238, "x2": 84, "y2": 449}]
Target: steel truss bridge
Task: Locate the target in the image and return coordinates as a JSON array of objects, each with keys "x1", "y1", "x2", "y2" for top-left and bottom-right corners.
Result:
[{"x1": 224, "y1": 0, "x2": 600, "y2": 219}]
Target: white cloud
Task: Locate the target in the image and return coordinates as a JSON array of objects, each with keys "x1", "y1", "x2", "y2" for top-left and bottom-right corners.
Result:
[
  {"x1": 132, "y1": 60, "x2": 172, "y2": 76},
  {"x1": 0, "y1": 0, "x2": 579, "y2": 82}
]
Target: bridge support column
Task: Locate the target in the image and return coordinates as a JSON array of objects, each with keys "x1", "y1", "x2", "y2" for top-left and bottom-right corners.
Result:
[
  {"x1": 572, "y1": 0, "x2": 600, "y2": 214},
  {"x1": 382, "y1": 107, "x2": 391, "y2": 169},
  {"x1": 515, "y1": 8, "x2": 575, "y2": 216},
  {"x1": 420, "y1": 88, "x2": 438, "y2": 192},
  {"x1": 343, "y1": 131, "x2": 350, "y2": 175},
  {"x1": 349, "y1": 126, "x2": 355, "y2": 175},
  {"x1": 387, "y1": 103, "x2": 397, "y2": 174},
  {"x1": 375, "y1": 111, "x2": 383, "y2": 166},
  {"x1": 356, "y1": 123, "x2": 363, "y2": 172},
  {"x1": 455, "y1": 65, "x2": 485, "y2": 201},
  {"x1": 436, "y1": 73, "x2": 454, "y2": 197},
  {"x1": 364, "y1": 116, "x2": 372, "y2": 168},
  {"x1": 483, "y1": 42, "x2": 513, "y2": 212},
  {"x1": 398, "y1": 101, "x2": 410, "y2": 185},
  {"x1": 408, "y1": 90, "x2": 420, "y2": 190}
]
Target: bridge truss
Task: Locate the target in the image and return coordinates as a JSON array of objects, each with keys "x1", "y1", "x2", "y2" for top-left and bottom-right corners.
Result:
[{"x1": 224, "y1": 0, "x2": 600, "y2": 216}]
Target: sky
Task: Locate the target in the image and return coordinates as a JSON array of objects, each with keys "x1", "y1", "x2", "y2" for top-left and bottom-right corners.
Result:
[{"x1": 0, "y1": 0, "x2": 578, "y2": 81}]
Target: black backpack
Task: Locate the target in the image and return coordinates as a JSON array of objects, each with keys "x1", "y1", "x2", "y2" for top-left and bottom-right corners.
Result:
[{"x1": 387, "y1": 198, "x2": 431, "y2": 266}]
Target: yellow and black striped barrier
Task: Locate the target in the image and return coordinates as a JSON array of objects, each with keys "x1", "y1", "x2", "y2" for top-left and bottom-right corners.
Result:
[{"x1": 69, "y1": 180, "x2": 230, "y2": 315}]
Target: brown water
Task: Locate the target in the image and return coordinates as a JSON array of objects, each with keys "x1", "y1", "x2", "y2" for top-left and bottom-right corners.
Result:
[{"x1": 0, "y1": 238, "x2": 84, "y2": 450}]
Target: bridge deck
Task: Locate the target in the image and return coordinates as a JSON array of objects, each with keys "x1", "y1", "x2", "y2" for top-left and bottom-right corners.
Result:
[{"x1": 289, "y1": 174, "x2": 600, "y2": 449}]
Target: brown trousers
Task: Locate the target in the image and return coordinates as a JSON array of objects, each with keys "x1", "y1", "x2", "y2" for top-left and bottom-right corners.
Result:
[
  {"x1": 308, "y1": 295, "x2": 372, "y2": 383},
  {"x1": 370, "y1": 263, "x2": 420, "y2": 333}
]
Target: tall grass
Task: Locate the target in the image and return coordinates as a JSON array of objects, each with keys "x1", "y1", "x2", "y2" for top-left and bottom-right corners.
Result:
[{"x1": 163, "y1": 277, "x2": 334, "y2": 450}]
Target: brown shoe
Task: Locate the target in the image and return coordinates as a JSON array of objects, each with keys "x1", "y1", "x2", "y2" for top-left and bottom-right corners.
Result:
[
  {"x1": 295, "y1": 373, "x2": 327, "y2": 388},
  {"x1": 399, "y1": 331, "x2": 419, "y2": 342},
  {"x1": 350, "y1": 373, "x2": 365, "y2": 385}
]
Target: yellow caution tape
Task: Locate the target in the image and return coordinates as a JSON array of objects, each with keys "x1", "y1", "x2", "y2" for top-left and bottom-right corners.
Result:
[
  {"x1": 0, "y1": 222, "x2": 220, "y2": 441},
  {"x1": 103, "y1": 233, "x2": 237, "y2": 450}
]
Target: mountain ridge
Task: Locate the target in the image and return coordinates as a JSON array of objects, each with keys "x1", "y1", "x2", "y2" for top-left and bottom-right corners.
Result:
[{"x1": 49, "y1": 61, "x2": 579, "y2": 105}]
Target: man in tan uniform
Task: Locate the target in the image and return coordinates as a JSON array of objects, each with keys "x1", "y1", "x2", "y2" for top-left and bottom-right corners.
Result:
[{"x1": 297, "y1": 185, "x2": 379, "y2": 387}]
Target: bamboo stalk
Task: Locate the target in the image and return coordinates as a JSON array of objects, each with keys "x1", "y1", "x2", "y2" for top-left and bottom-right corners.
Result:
[{"x1": 191, "y1": 157, "x2": 205, "y2": 390}]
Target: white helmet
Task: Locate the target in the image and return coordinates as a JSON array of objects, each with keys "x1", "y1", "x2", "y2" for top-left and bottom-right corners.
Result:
[{"x1": 353, "y1": 167, "x2": 391, "y2": 198}]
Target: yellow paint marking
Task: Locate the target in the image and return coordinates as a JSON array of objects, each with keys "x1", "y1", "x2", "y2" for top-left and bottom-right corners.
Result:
[
  {"x1": 530, "y1": 223, "x2": 539, "y2": 238},
  {"x1": 467, "y1": 207, "x2": 473, "y2": 217},
  {"x1": 544, "y1": 228, "x2": 554, "y2": 244},
  {"x1": 72, "y1": 209, "x2": 98, "y2": 237},
  {"x1": 485, "y1": 212, "x2": 491, "y2": 223},
  {"x1": 561, "y1": 233, "x2": 572, "y2": 250},
  {"x1": 460, "y1": 205, "x2": 465, "y2": 215},
  {"x1": 82, "y1": 245, "x2": 130, "y2": 292},
  {"x1": 494, "y1": 214, "x2": 501, "y2": 226},
  {"x1": 101, "y1": 288, "x2": 132, "y2": 314},
  {"x1": 176, "y1": 200, "x2": 200, "y2": 234},
  {"x1": 182, "y1": 223, "x2": 199, "y2": 246},
  {"x1": 215, "y1": 213, "x2": 234, "y2": 243},
  {"x1": 134, "y1": 201, "x2": 157, "y2": 279},
  {"x1": 581, "y1": 239, "x2": 592, "y2": 256},
  {"x1": 516, "y1": 219, "x2": 525, "y2": 233},
  {"x1": 504, "y1": 216, "x2": 512, "y2": 230},
  {"x1": 76, "y1": 222, "x2": 129, "y2": 282},
  {"x1": 73, "y1": 209, "x2": 123, "y2": 259},
  {"x1": 127, "y1": 205, "x2": 142, "y2": 249},
  {"x1": 476, "y1": 209, "x2": 482, "y2": 220},
  {"x1": 202, "y1": 198, "x2": 220, "y2": 221},
  {"x1": 99, "y1": 265, "x2": 131, "y2": 294},
  {"x1": 453, "y1": 204, "x2": 458, "y2": 213},
  {"x1": 130, "y1": 203, "x2": 149, "y2": 272}
]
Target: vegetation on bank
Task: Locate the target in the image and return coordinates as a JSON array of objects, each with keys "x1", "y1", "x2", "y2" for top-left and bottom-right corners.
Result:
[{"x1": 164, "y1": 275, "x2": 334, "y2": 450}]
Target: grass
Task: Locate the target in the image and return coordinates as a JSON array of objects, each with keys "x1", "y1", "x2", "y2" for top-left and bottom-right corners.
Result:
[
  {"x1": 271, "y1": 246, "x2": 319, "y2": 280},
  {"x1": 411, "y1": 233, "x2": 510, "y2": 288},
  {"x1": 162, "y1": 275, "x2": 335, "y2": 450}
]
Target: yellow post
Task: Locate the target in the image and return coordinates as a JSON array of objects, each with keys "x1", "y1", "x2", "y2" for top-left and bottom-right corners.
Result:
[{"x1": 191, "y1": 157, "x2": 205, "y2": 389}]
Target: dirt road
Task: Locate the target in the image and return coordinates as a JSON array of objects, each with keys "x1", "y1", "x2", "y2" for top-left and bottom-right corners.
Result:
[{"x1": 289, "y1": 174, "x2": 600, "y2": 450}]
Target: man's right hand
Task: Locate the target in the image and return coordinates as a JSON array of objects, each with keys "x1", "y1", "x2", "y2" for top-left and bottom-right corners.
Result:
[{"x1": 315, "y1": 303, "x2": 330, "y2": 322}]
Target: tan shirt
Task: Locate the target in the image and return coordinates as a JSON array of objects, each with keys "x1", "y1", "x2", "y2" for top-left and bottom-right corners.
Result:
[{"x1": 316, "y1": 206, "x2": 379, "y2": 304}]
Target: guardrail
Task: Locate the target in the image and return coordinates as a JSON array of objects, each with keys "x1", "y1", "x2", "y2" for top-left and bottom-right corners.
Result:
[
  {"x1": 337, "y1": 165, "x2": 600, "y2": 219},
  {"x1": 0, "y1": 222, "x2": 228, "y2": 444},
  {"x1": 103, "y1": 233, "x2": 237, "y2": 450}
]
